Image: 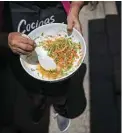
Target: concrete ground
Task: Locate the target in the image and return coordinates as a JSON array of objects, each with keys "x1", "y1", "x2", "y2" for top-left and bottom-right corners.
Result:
[{"x1": 49, "y1": 2, "x2": 117, "y2": 133}]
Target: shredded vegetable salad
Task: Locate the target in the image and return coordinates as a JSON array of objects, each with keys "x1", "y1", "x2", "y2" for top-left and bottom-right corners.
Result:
[{"x1": 36, "y1": 34, "x2": 82, "y2": 79}]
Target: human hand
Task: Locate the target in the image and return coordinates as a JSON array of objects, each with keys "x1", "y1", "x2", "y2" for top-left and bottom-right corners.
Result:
[
  {"x1": 8, "y1": 32, "x2": 35, "y2": 55},
  {"x1": 67, "y1": 1, "x2": 84, "y2": 34},
  {"x1": 67, "y1": 11, "x2": 82, "y2": 33}
]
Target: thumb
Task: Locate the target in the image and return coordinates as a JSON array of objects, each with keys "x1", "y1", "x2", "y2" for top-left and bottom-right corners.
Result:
[
  {"x1": 74, "y1": 21, "x2": 82, "y2": 34},
  {"x1": 67, "y1": 17, "x2": 74, "y2": 33}
]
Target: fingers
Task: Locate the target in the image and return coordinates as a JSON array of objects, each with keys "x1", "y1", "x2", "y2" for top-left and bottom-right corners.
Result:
[
  {"x1": 67, "y1": 16, "x2": 83, "y2": 35},
  {"x1": 17, "y1": 42, "x2": 34, "y2": 52},
  {"x1": 12, "y1": 47, "x2": 31, "y2": 55},
  {"x1": 19, "y1": 35, "x2": 35, "y2": 46},
  {"x1": 67, "y1": 17, "x2": 74, "y2": 33},
  {"x1": 8, "y1": 32, "x2": 35, "y2": 55},
  {"x1": 74, "y1": 22, "x2": 82, "y2": 34},
  {"x1": 10, "y1": 40, "x2": 34, "y2": 52}
]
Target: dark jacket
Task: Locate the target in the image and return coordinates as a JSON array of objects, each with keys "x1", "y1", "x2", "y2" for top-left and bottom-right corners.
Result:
[{"x1": 0, "y1": 1, "x2": 4, "y2": 31}]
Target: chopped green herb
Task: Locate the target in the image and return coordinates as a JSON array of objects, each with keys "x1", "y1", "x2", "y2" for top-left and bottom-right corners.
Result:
[
  {"x1": 36, "y1": 34, "x2": 82, "y2": 79},
  {"x1": 37, "y1": 72, "x2": 40, "y2": 76},
  {"x1": 31, "y1": 68, "x2": 35, "y2": 71},
  {"x1": 67, "y1": 65, "x2": 72, "y2": 70},
  {"x1": 38, "y1": 42, "x2": 43, "y2": 47},
  {"x1": 41, "y1": 32, "x2": 44, "y2": 36},
  {"x1": 65, "y1": 35, "x2": 67, "y2": 37}
]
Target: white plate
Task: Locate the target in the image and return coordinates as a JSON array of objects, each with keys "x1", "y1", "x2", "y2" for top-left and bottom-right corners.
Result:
[{"x1": 20, "y1": 23, "x2": 86, "y2": 82}]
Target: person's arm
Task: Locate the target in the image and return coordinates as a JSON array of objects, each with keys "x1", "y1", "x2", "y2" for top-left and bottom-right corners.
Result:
[
  {"x1": 67, "y1": 1, "x2": 85, "y2": 33},
  {"x1": 0, "y1": 32, "x2": 35, "y2": 55},
  {"x1": 0, "y1": 33, "x2": 10, "y2": 56},
  {"x1": 0, "y1": 2, "x2": 34, "y2": 55},
  {"x1": 70, "y1": 1, "x2": 84, "y2": 16},
  {"x1": 0, "y1": 32, "x2": 9, "y2": 48}
]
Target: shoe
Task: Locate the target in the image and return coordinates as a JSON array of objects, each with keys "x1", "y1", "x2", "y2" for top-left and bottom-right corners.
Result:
[{"x1": 54, "y1": 113, "x2": 71, "y2": 132}]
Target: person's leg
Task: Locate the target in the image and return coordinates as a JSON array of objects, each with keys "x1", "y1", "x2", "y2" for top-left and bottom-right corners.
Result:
[
  {"x1": 4, "y1": 64, "x2": 50, "y2": 133},
  {"x1": 53, "y1": 64, "x2": 87, "y2": 132},
  {"x1": 53, "y1": 96, "x2": 68, "y2": 117},
  {"x1": 27, "y1": 93, "x2": 47, "y2": 123},
  {"x1": 8, "y1": 52, "x2": 50, "y2": 133},
  {"x1": 0, "y1": 127, "x2": 16, "y2": 133},
  {"x1": 53, "y1": 96, "x2": 71, "y2": 132},
  {"x1": 13, "y1": 87, "x2": 50, "y2": 133}
]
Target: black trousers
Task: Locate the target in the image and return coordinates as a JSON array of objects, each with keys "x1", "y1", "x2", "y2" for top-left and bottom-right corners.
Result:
[{"x1": 0, "y1": 52, "x2": 86, "y2": 133}]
